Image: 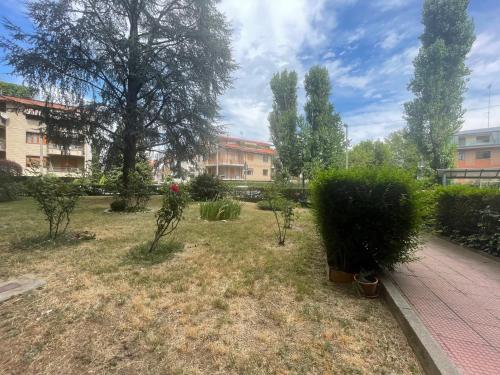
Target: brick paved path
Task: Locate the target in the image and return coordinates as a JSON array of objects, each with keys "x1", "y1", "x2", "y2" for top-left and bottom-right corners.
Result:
[{"x1": 391, "y1": 237, "x2": 500, "y2": 375}]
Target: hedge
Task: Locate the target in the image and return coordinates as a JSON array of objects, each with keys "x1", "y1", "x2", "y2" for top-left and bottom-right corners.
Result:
[
  {"x1": 435, "y1": 185, "x2": 500, "y2": 256},
  {"x1": 311, "y1": 168, "x2": 422, "y2": 273}
]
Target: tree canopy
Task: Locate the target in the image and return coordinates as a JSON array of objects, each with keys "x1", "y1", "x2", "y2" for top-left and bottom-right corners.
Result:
[
  {"x1": 0, "y1": 81, "x2": 36, "y2": 98},
  {"x1": 1, "y1": 0, "x2": 235, "y2": 195},
  {"x1": 268, "y1": 70, "x2": 301, "y2": 177},
  {"x1": 404, "y1": 0, "x2": 474, "y2": 174}
]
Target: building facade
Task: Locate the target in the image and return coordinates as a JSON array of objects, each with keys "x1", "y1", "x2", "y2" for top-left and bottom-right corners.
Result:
[
  {"x1": 453, "y1": 127, "x2": 500, "y2": 168},
  {"x1": 204, "y1": 136, "x2": 275, "y2": 181},
  {"x1": 0, "y1": 95, "x2": 91, "y2": 176}
]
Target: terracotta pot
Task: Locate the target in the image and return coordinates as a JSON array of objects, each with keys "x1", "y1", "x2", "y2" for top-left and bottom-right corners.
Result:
[
  {"x1": 354, "y1": 274, "x2": 379, "y2": 297},
  {"x1": 329, "y1": 268, "x2": 355, "y2": 283}
]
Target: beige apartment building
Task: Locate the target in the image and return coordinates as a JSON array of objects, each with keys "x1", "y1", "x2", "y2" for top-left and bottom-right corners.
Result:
[
  {"x1": 0, "y1": 95, "x2": 91, "y2": 176},
  {"x1": 204, "y1": 136, "x2": 275, "y2": 181},
  {"x1": 453, "y1": 127, "x2": 500, "y2": 168}
]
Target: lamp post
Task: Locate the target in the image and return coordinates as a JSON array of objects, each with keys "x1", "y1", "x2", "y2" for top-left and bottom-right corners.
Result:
[{"x1": 344, "y1": 123, "x2": 349, "y2": 169}]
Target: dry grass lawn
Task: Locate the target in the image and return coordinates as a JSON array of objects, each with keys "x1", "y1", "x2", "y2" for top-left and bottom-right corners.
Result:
[{"x1": 0, "y1": 197, "x2": 421, "y2": 374}]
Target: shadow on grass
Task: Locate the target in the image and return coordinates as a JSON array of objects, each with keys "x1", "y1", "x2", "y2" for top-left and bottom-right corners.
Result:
[
  {"x1": 10, "y1": 231, "x2": 96, "y2": 252},
  {"x1": 124, "y1": 240, "x2": 184, "y2": 266}
]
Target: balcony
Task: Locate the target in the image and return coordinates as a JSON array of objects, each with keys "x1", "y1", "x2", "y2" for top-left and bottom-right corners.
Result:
[
  {"x1": 205, "y1": 160, "x2": 244, "y2": 167},
  {"x1": 48, "y1": 143, "x2": 84, "y2": 157},
  {"x1": 47, "y1": 166, "x2": 84, "y2": 175},
  {"x1": 0, "y1": 138, "x2": 5, "y2": 151},
  {"x1": 455, "y1": 132, "x2": 500, "y2": 149}
]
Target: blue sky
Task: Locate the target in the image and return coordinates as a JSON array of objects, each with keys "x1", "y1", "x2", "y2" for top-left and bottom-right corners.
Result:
[{"x1": 2, "y1": 0, "x2": 500, "y2": 144}]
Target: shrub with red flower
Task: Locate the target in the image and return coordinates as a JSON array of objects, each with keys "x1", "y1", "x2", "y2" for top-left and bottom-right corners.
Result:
[{"x1": 149, "y1": 182, "x2": 188, "y2": 253}]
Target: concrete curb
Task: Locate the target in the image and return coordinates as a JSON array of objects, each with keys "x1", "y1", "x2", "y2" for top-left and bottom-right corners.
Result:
[
  {"x1": 0, "y1": 274, "x2": 46, "y2": 304},
  {"x1": 380, "y1": 274, "x2": 459, "y2": 375}
]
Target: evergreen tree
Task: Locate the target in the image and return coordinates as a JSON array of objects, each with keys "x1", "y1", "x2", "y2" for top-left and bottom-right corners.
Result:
[
  {"x1": 404, "y1": 0, "x2": 475, "y2": 175},
  {"x1": 268, "y1": 70, "x2": 302, "y2": 177},
  {"x1": 1, "y1": 0, "x2": 235, "y2": 198},
  {"x1": 0, "y1": 81, "x2": 36, "y2": 98},
  {"x1": 303, "y1": 66, "x2": 344, "y2": 172}
]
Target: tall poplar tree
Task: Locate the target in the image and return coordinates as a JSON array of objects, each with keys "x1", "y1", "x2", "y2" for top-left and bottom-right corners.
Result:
[
  {"x1": 303, "y1": 66, "x2": 344, "y2": 172},
  {"x1": 404, "y1": 0, "x2": 475, "y2": 174},
  {"x1": 268, "y1": 70, "x2": 301, "y2": 177}
]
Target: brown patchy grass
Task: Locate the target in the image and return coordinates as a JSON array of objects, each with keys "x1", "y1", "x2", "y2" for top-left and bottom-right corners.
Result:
[{"x1": 0, "y1": 197, "x2": 421, "y2": 374}]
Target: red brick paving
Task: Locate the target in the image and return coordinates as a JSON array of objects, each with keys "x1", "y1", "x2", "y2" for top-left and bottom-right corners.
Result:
[{"x1": 391, "y1": 237, "x2": 500, "y2": 375}]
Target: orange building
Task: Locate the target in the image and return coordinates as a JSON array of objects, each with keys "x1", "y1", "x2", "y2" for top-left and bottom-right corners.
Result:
[
  {"x1": 204, "y1": 136, "x2": 275, "y2": 181},
  {"x1": 454, "y1": 127, "x2": 500, "y2": 168}
]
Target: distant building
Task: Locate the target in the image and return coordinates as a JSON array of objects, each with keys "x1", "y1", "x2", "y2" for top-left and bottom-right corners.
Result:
[
  {"x1": 453, "y1": 127, "x2": 500, "y2": 168},
  {"x1": 0, "y1": 95, "x2": 91, "y2": 176},
  {"x1": 204, "y1": 136, "x2": 275, "y2": 181}
]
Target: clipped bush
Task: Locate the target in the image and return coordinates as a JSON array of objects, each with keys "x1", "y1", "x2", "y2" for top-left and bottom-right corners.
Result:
[
  {"x1": 0, "y1": 160, "x2": 24, "y2": 202},
  {"x1": 110, "y1": 199, "x2": 127, "y2": 212},
  {"x1": 435, "y1": 185, "x2": 500, "y2": 256},
  {"x1": 311, "y1": 168, "x2": 422, "y2": 273},
  {"x1": 30, "y1": 175, "x2": 81, "y2": 239},
  {"x1": 188, "y1": 173, "x2": 227, "y2": 201},
  {"x1": 200, "y1": 199, "x2": 241, "y2": 221}
]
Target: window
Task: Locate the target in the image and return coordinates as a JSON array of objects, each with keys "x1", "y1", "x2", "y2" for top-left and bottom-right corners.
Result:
[
  {"x1": 476, "y1": 135, "x2": 490, "y2": 144},
  {"x1": 458, "y1": 151, "x2": 465, "y2": 161},
  {"x1": 458, "y1": 136, "x2": 466, "y2": 146},
  {"x1": 26, "y1": 156, "x2": 48, "y2": 168},
  {"x1": 246, "y1": 153, "x2": 254, "y2": 161},
  {"x1": 476, "y1": 151, "x2": 491, "y2": 160},
  {"x1": 0, "y1": 102, "x2": 6, "y2": 112},
  {"x1": 246, "y1": 168, "x2": 253, "y2": 176},
  {"x1": 26, "y1": 132, "x2": 46, "y2": 144},
  {"x1": 263, "y1": 169, "x2": 268, "y2": 176},
  {"x1": 263, "y1": 155, "x2": 269, "y2": 162}
]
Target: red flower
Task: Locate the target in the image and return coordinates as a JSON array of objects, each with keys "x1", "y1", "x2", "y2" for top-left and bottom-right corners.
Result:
[{"x1": 170, "y1": 183, "x2": 180, "y2": 193}]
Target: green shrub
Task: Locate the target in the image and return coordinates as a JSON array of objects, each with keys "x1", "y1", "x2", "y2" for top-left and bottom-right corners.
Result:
[
  {"x1": 257, "y1": 199, "x2": 282, "y2": 211},
  {"x1": 30, "y1": 174, "x2": 82, "y2": 239},
  {"x1": 188, "y1": 173, "x2": 227, "y2": 201},
  {"x1": 435, "y1": 185, "x2": 500, "y2": 256},
  {"x1": 110, "y1": 199, "x2": 127, "y2": 212},
  {"x1": 200, "y1": 199, "x2": 241, "y2": 221},
  {"x1": 0, "y1": 160, "x2": 24, "y2": 202},
  {"x1": 311, "y1": 168, "x2": 422, "y2": 273},
  {"x1": 262, "y1": 183, "x2": 295, "y2": 245}
]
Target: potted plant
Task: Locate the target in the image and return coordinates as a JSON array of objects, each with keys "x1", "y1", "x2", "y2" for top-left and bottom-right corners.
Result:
[{"x1": 354, "y1": 271, "x2": 379, "y2": 298}]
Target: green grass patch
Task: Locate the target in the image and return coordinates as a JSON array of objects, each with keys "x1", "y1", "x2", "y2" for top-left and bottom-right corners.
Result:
[{"x1": 125, "y1": 240, "x2": 184, "y2": 265}]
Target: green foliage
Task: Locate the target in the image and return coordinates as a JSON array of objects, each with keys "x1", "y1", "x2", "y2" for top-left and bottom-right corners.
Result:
[
  {"x1": 257, "y1": 200, "x2": 282, "y2": 211},
  {"x1": 311, "y1": 168, "x2": 422, "y2": 272},
  {"x1": 105, "y1": 161, "x2": 154, "y2": 211},
  {"x1": 30, "y1": 175, "x2": 81, "y2": 239},
  {"x1": 303, "y1": 66, "x2": 345, "y2": 172},
  {"x1": 405, "y1": 0, "x2": 475, "y2": 174},
  {"x1": 128, "y1": 240, "x2": 184, "y2": 265},
  {"x1": 435, "y1": 185, "x2": 500, "y2": 256},
  {"x1": 109, "y1": 199, "x2": 127, "y2": 212},
  {"x1": 149, "y1": 183, "x2": 188, "y2": 253},
  {"x1": 0, "y1": 80, "x2": 36, "y2": 98},
  {"x1": 1, "y1": 0, "x2": 235, "y2": 195},
  {"x1": 263, "y1": 183, "x2": 295, "y2": 245},
  {"x1": 200, "y1": 199, "x2": 241, "y2": 221},
  {"x1": 0, "y1": 160, "x2": 24, "y2": 202},
  {"x1": 349, "y1": 140, "x2": 393, "y2": 168},
  {"x1": 268, "y1": 70, "x2": 302, "y2": 177},
  {"x1": 188, "y1": 173, "x2": 227, "y2": 201}
]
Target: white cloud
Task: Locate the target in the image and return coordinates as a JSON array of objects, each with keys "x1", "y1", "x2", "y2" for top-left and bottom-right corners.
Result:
[
  {"x1": 380, "y1": 30, "x2": 403, "y2": 49},
  {"x1": 372, "y1": 0, "x2": 413, "y2": 12},
  {"x1": 217, "y1": 0, "x2": 333, "y2": 141}
]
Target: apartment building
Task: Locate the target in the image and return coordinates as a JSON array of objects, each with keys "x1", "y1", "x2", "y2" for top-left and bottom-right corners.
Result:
[
  {"x1": 0, "y1": 95, "x2": 91, "y2": 176},
  {"x1": 453, "y1": 127, "x2": 500, "y2": 168},
  {"x1": 204, "y1": 136, "x2": 275, "y2": 181}
]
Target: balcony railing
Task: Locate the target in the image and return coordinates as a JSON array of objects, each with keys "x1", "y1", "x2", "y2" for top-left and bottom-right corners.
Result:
[
  {"x1": 47, "y1": 167, "x2": 83, "y2": 174},
  {"x1": 48, "y1": 143, "x2": 84, "y2": 155},
  {"x1": 0, "y1": 138, "x2": 5, "y2": 151}
]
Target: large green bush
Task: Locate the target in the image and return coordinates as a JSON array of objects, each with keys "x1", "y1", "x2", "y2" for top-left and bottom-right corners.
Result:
[
  {"x1": 311, "y1": 168, "x2": 422, "y2": 272},
  {"x1": 435, "y1": 185, "x2": 500, "y2": 256},
  {"x1": 200, "y1": 199, "x2": 241, "y2": 221},
  {"x1": 188, "y1": 174, "x2": 227, "y2": 201},
  {"x1": 0, "y1": 160, "x2": 24, "y2": 202}
]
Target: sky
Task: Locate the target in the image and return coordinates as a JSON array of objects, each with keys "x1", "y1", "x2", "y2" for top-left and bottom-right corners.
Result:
[{"x1": 1, "y1": 0, "x2": 500, "y2": 144}]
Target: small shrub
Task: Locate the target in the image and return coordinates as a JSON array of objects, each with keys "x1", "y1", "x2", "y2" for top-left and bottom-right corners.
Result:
[
  {"x1": 188, "y1": 173, "x2": 227, "y2": 201},
  {"x1": 0, "y1": 160, "x2": 23, "y2": 202},
  {"x1": 435, "y1": 185, "x2": 500, "y2": 256},
  {"x1": 311, "y1": 167, "x2": 422, "y2": 272},
  {"x1": 30, "y1": 175, "x2": 81, "y2": 239},
  {"x1": 257, "y1": 199, "x2": 282, "y2": 211},
  {"x1": 110, "y1": 199, "x2": 127, "y2": 212},
  {"x1": 263, "y1": 183, "x2": 295, "y2": 246},
  {"x1": 149, "y1": 183, "x2": 188, "y2": 253},
  {"x1": 104, "y1": 161, "x2": 154, "y2": 211},
  {"x1": 200, "y1": 199, "x2": 241, "y2": 221}
]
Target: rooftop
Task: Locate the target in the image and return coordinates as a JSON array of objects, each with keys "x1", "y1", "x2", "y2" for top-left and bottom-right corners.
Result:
[
  {"x1": 0, "y1": 95, "x2": 75, "y2": 111},
  {"x1": 455, "y1": 126, "x2": 500, "y2": 136}
]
